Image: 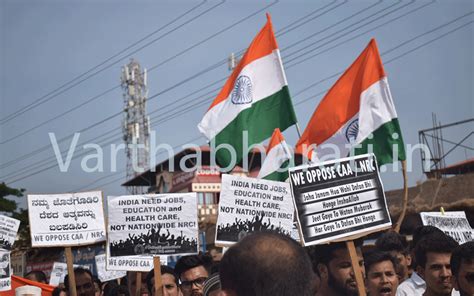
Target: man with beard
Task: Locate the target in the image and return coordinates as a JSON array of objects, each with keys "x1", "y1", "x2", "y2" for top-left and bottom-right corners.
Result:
[
  {"x1": 415, "y1": 232, "x2": 459, "y2": 296},
  {"x1": 450, "y1": 241, "x2": 474, "y2": 296},
  {"x1": 64, "y1": 268, "x2": 96, "y2": 296},
  {"x1": 175, "y1": 254, "x2": 212, "y2": 296},
  {"x1": 314, "y1": 240, "x2": 364, "y2": 296},
  {"x1": 364, "y1": 251, "x2": 400, "y2": 296}
]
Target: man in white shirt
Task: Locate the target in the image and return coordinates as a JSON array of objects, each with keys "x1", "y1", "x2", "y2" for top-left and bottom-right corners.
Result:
[
  {"x1": 397, "y1": 268, "x2": 426, "y2": 296},
  {"x1": 397, "y1": 231, "x2": 460, "y2": 296}
]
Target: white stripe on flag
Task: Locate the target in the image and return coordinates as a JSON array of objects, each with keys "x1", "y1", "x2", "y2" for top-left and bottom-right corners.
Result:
[
  {"x1": 258, "y1": 140, "x2": 291, "y2": 178},
  {"x1": 356, "y1": 77, "x2": 398, "y2": 144},
  {"x1": 198, "y1": 49, "x2": 286, "y2": 139}
]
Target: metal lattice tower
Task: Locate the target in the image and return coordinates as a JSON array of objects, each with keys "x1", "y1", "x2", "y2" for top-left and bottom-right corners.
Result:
[{"x1": 121, "y1": 59, "x2": 150, "y2": 194}]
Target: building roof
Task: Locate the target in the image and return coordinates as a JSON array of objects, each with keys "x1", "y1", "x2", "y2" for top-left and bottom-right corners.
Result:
[
  {"x1": 385, "y1": 172, "x2": 474, "y2": 233},
  {"x1": 427, "y1": 158, "x2": 474, "y2": 176},
  {"x1": 122, "y1": 145, "x2": 266, "y2": 187}
]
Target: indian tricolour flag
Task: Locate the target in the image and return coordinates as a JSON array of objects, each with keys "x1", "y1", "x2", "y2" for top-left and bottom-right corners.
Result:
[
  {"x1": 198, "y1": 14, "x2": 297, "y2": 168},
  {"x1": 296, "y1": 39, "x2": 405, "y2": 165},
  {"x1": 258, "y1": 128, "x2": 292, "y2": 181}
]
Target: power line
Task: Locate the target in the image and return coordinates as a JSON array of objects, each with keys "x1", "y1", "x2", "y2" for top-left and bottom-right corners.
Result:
[
  {"x1": 81, "y1": 20, "x2": 474, "y2": 191},
  {"x1": 0, "y1": 0, "x2": 426, "y2": 180},
  {"x1": 381, "y1": 11, "x2": 474, "y2": 56},
  {"x1": 285, "y1": 0, "x2": 434, "y2": 68},
  {"x1": 0, "y1": 85, "x2": 220, "y2": 182},
  {"x1": 0, "y1": 0, "x2": 414, "y2": 178},
  {"x1": 285, "y1": 0, "x2": 414, "y2": 63},
  {"x1": 276, "y1": 0, "x2": 349, "y2": 37},
  {"x1": 0, "y1": 0, "x2": 342, "y2": 167},
  {"x1": 275, "y1": 0, "x2": 339, "y2": 36},
  {"x1": 74, "y1": 135, "x2": 206, "y2": 192},
  {"x1": 1, "y1": 0, "x2": 342, "y2": 145},
  {"x1": 4, "y1": 2, "x2": 464, "y2": 184},
  {"x1": 0, "y1": 0, "x2": 214, "y2": 125},
  {"x1": 0, "y1": 0, "x2": 279, "y2": 145},
  {"x1": 294, "y1": 20, "x2": 474, "y2": 107},
  {"x1": 280, "y1": 0, "x2": 388, "y2": 53}
]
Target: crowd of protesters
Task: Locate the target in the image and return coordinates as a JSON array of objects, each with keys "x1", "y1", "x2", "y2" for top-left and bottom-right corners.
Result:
[{"x1": 18, "y1": 226, "x2": 473, "y2": 296}]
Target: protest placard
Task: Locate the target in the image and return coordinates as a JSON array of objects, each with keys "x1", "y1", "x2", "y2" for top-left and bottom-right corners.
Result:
[
  {"x1": 421, "y1": 211, "x2": 474, "y2": 244},
  {"x1": 106, "y1": 254, "x2": 168, "y2": 272},
  {"x1": 95, "y1": 254, "x2": 126, "y2": 282},
  {"x1": 107, "y1": 193, "x2": 198, "y2": 259},
  {"x1": 49, "y1": 262, "x2": 88, "y2": 286},
  {"x1": 27, "y1": 191, "x2": 106, "y2": 247},
  {"x1": 289, "y1": 153, "x2": 391, "y2": 246},
  {"x1": 0, "y1": 250, "x2": 11, "y2": 291},
  {"x1": 215, "y1": 174, "x2": 294, "y2": 246},
  {"x1": 0, "y1": 215, "x2": 20, "y2": 251}
]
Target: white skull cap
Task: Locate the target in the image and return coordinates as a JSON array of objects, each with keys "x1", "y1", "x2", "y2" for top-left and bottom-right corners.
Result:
[{"x1": 15, "y1": 285, "x2": 42, "y2": 296}]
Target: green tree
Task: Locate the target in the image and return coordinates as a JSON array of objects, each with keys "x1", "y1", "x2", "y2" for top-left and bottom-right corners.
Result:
[{"x1": 0, "y1": 182, "x2": 30, "y2": 248}]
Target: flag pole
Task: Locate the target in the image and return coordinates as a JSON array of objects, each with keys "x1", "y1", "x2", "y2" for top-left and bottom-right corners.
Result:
[
  {"x1": 394, "y1": 160, "x2": 408, "y2": 233},
  {"x1": 153, "y1": 257, "x2": 163, "y2": 296},
  {"x1": 295, "y1": 123, "x2": 302, "y2": 138},
  {"x1": 346, "y1": 241, "x2": 367, "y2": 296}
]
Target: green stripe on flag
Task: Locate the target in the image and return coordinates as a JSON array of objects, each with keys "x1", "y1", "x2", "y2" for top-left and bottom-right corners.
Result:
[
  {"x1": 214, "y1": 86, "x2": 297, "y2": 168},
  {"x1": 354, "y1": 118, "x2": 406, "y2": 165}
]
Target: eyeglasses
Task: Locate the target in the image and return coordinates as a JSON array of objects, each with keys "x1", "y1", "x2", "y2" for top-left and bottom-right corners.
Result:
[{"x1": 180, "y1": 277, "x2": 208, "y2": 290}]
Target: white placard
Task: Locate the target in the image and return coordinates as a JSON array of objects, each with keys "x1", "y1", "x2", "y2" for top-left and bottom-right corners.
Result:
[
  {"x1": 0, "y1": 250, "x2": 11, "y2": 291},
  {"x1": 49, "y1": 262, "x2": 88, "y2": 286},
  {"x1": 95, "y1": 254, "x2": 126, "y2": 282},
  {"x1": 289, "y1": 154, "x2": 392, "y2": 246},
  {"x1": 0, "y1": 215, "x2": 20, "y2": 251},
  {"x1": 421, "y1": 211, "x2": 474, "y2": 244},
  {"x1": 215, "y1": 174, "x2": 294, "y2": 246},
  {"x1": 27, "y1": 191, "x2": 106, "y2": 247},
  {"x1": 107, "y1": 193, "x2": 198, "y2": 258},
  {"x1": 106, "y1": 255, "x2": 168, "y2": 272}
]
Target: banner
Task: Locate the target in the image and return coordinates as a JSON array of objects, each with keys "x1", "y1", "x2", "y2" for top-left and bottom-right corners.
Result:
[
  {"x1": 0, "y1": 215, "x2": 20, "y2": 251},
  {"x1": 0, "y1": 250, "x2": 11, "y2": 291},
  {"x1": 95, "y1": 254, "x2": 126, "y2": 282},
  {"x1": 27, "y1": 191, "x2": 106, "y2": 247},
  {"x1": 5, "y1": 276, "x2": 54, "y2": 296},
  {"x1": 421, "y1": 211, "x2": 474, "y2": 244},
  {"x1": 107, "y1": 193, "x2": 198, "y2": 257},
  {"x1": 215, "y1": 175, "x2": 294, "y2": 246},
  {"x1": 289, "y1": 154, "x2": 391, "y2": 246}
]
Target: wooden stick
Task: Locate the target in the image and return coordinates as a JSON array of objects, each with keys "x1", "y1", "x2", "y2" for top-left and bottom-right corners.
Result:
[
  {"x1": 153, "y1": 257, "x2": 163, "y2": 296},
  {"x1": 394, "y1": 160, "x2": 408, "y2": 233},
  {"x1": 346, "y1": 241, "x2": 366, "y2": 296},
  {"x1": 135, "y1": 272, "x2": 142, "y2": 296},
  {"x1": 65, "y1": 247, "x2": 77, "y2": 296}
]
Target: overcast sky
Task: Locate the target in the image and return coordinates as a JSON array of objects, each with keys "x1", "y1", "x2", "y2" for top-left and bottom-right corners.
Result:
[{"x1": 1, "y1": 0, "x2": 473, "y2": 208}]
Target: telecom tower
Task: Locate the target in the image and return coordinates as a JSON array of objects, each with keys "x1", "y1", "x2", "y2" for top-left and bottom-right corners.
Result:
[{"x1": 121, "y1": 59, "x2": 150, "y2": 194}]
